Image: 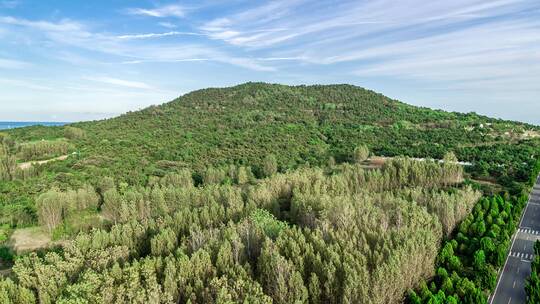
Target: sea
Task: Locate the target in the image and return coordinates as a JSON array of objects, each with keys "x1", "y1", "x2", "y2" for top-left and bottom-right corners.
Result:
[{"x1": 0, "y1": 121, "x2": 68, "y2": 130}]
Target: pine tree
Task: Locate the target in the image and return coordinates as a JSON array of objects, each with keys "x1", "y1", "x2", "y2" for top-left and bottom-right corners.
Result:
[
  {"x1": 36, "y1": 189, "x2": 65, "y2": 233},
  {"x1": 353, "y1": 145, "x2": 369, "y2": 163},
  {"x1": 262, "y1": 154, "x2": 278, "y2": 177}
]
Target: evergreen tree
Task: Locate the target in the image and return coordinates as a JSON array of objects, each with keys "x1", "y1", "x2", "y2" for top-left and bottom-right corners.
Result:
[{"x1": 262, "y1": 154, "x2": 278, "y2": 177}]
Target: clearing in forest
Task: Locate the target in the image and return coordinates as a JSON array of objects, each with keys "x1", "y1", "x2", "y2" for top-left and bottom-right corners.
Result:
[
  {"x1": 17, "y1": 154, "x2": 69, "y2": 170},
  {"x1": 9, "y1": 227, "x2": 51, "y2": 253}
]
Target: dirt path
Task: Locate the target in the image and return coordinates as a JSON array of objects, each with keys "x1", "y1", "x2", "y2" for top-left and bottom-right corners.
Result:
[
  {"x1": 471, "y1": 178, "x2": 502, "y2": 189},
  {"x1": 18, "y1": 154, "x2": 69, "y2": 170}
]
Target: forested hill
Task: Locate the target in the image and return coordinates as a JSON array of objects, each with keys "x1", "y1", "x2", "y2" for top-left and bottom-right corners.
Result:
[
  {"x1": 7, "y1": 82, "x2": 537, "y2": 187},
  {"x1": 2, "y1": 83, "x2": 540, "y2": 304}
]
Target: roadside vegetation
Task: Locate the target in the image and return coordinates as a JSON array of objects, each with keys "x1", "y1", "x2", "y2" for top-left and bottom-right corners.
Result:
[{"x1": 526, "y1": 241, "x2": 540, "y2": 303}]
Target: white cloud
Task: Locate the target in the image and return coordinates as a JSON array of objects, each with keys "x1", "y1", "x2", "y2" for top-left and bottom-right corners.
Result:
[
  {"x1": 126, "y1": 4, "x2": 185, "y2": 18},
  {"x1": 221, "y1": 57, "x2": 275, "y2": 72},
  {"x1": 0, "y1": 16, "x2": 84, "y2": 32},
  {"x1": 0, "y1": 57, "x2": 30, "y2": 69},
  {"x1": 120, "y1": 58, "x2": 210, "y2": 64},
  {"x1": 159, "y1": 22, "x2": 177, "y2": 29},
  {"x1": 200, "y1": 0, "x2": 532, "y2": 49},
  {"x1": 2, "y1": 0, "x2": 539, "y2": 123},
  {"x1": 0, "y1": 78, "x2": 53, "y2": 90},
  {"x1": 0, "y1": 15, "x2": 277, "y2": 72},
  {"x1": 344, "y1": 19, "x2": 540, "y2": 86},
  {"x1": 83, "y1": 76, "x2": 154, "y2": 90},
  {"x1": 255, "y1": 57, "x2": 306, "y2": 61},
  {"x1": 198, "y1": 0, "x2": 540, "y2": 89},
  {"x1": 116, "y1": 31, "x2": 202, "y2": 40}
]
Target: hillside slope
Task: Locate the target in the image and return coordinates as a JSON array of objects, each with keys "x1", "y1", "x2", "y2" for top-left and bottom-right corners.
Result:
[{"x1": 7, "y1": 82, "x2": 538, "y2": 186}]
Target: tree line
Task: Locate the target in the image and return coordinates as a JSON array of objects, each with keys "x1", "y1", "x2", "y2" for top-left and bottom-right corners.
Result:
[
  {"x1": 526, "y1": 241, "x2": 540, "y2": 303},
  {"x1": 408, "y1": 158, "x2": 540, "y2": 303}
]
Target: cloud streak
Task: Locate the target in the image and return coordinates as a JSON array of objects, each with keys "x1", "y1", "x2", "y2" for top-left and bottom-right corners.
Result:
[
  {"x1": 0, "y1": 15, "x2": 277, "y2": 72},
  {"x1": 159, "y1": 22, "x2": 178, "y2": 29},
  {"x1": 126, "y1": 4, "x2": 186, "y2": 18},
  {"x1": 0, "y1": 57, "x2": 30, "y2": 69},
  {"x1": 83, "y1": 76, "x2": 154, "y2": 90},
  {"x1": 116, "y1": 31, "x2": 202, "y2": 40},
  {"x1": 0, "y1": 16, "x2": 84, "y2": 32},
  {"x1": 1, "y1": 0, "x2": 540, "y2": 123},
  {"x1": 0, "y1": 78, "x2": 53, "y2": 90},
  {"x1": 199, "y1": 0, "x2": 540, "y2": 86}
]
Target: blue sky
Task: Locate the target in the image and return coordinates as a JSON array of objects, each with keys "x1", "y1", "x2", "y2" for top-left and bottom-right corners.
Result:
[{"x1": 0, "y1": 0, "x2": 539, "y2": 124}]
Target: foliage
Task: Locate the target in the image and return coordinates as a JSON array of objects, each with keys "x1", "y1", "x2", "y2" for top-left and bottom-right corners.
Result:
[
  {"x1": 262, "y1": 154, "x2": 278, "y2": 177},
  {"x1": 0, "y1": 159, "x2": 482, "y2": 304},
  {"x1": 249, "y1": 209, "x2": 287, "y2": 239},
  {"x1": 526, "y1": 241, "x2": 540, "y2": 303},
  {"x1": 407, "y1": 193, "x2": 529, "y2": 303},
  {"x1": 1, "y1": 83, "x2": 539, "y2": 228},
  {"x1": 1, "y1": 83, "x2": 540, "y2": 303},
  {"x1": 353, "y1": 144, "x2": 370, "y2": 163},
  {"x1": 18, "y1": 139, "x2": 70, "y2": 161},
  {"x1": 63, "y1": 127, "x2": 85, "y2": 140}
]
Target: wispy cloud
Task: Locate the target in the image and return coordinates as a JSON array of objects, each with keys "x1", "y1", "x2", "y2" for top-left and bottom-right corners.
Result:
[
  {"x1": 0, "y1": 78, "x2": 53, "y2": 90},
  {"x1": 255, "y1": 57, "x2": 306, "y2": 61},
  {"x1": 120, "y1": 58, "x2": 210, "y2": 64},
  {"x1": 200, "y1": 0, "x2": 536, "y2": 49},
  {"x1": 116, "y1": 31, "x2": 202, "y2": 40},
  {"x1": 159, "y1": 22, "x2": 177, "y2": 29},
  {"x1": 199, "y1": 0, "x2": 540, "y2": 83},
  {"x1": 0, "y1": 57, "x2": 30, "y2": 69},
  {"x1": 323, "y1": 17, "x2": 540, "y2": 92},
  {"x1": 0, "y1": 16, "x2": 83, "y2": 32},
  {"x1": 2, "y1": 0, "x2": 540, "y2": 123},
  {"x1": 83, "y1": 76, "x2": 154, "y2": 90},
  {"x1": 0, "y1": 15, "x2": 277, "y2": 72},
  {"x1": 126, "y1": 4, "x2": 186, "y2": 18},
  {"x1": 0, "y1": 0, "x2": 19, "y2": 9}
]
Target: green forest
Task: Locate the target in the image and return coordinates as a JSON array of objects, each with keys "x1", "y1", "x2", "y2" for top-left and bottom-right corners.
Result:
[{"x1": 1, "y1": 83, "x2": 540, "y2": 303}]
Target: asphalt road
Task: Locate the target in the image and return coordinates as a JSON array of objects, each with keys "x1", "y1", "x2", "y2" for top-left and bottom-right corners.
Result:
[{"x1": 491, "y1": 178, "x2": 540, "y2": 304}]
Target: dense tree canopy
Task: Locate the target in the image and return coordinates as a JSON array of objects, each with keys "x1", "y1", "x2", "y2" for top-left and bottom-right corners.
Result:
[
  {"x1": 0, "y1": 158, "x2": 482, "y2": 303},
  {"x1": 1, "y1": 83, "x2": 540, "y2": 303}
]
